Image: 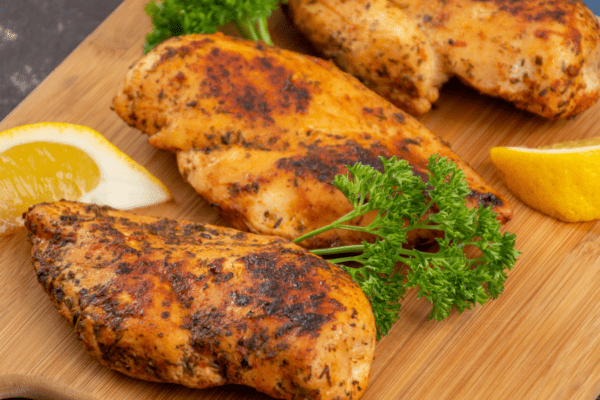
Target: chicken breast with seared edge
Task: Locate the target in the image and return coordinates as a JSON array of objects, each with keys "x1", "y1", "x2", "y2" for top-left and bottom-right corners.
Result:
[
  {"x1": 287, "y1": 0, "x2": 600, "y2": 119},
  {"x1": 112, "y1": 33, "x2": 511, "y2": 249},
  {"x1": 24, "y1": 200, "x2": 376, "y2": 400}
]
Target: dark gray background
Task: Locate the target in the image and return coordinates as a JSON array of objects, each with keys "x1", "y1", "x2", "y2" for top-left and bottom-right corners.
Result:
[{"x1": 0, "y1": 0, "x2": 124, "y2": 121}]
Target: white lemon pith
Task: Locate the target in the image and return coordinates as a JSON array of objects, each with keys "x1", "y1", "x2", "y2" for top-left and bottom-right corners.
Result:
[
  {"x1": 0, "y1": 122, "x2": 172, "y2": 235},
  {"x1": 490, "y1": 141, "x2": 600, "y2": 222}
]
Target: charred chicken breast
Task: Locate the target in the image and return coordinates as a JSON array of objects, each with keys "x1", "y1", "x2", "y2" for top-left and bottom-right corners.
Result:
[
  {"x1": 24, "y1": 200, "x2": 376, "y2": 400},
  {"x1": 287, "y1": 0, "x2": 600, "y2": 119},
  {"x1": 112, "y1": 33, "x2": 511, "y2": 249}
]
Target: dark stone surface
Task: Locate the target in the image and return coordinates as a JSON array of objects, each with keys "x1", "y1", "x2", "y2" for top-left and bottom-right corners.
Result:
[{"x1": 0, "y1": 0, "x2": 124, "y2": 121}]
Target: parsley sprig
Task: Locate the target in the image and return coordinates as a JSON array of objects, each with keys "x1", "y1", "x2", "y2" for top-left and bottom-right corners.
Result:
[
  {"x1": 294, "y1": 155, "x2": 519, "y2": 339},
  {"x1": 144, "y1": 0, "x2": 285, "y2": 53}
]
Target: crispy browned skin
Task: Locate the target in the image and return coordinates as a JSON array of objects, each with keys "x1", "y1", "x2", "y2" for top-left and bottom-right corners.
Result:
[
  {"x1": 112, "y1": 33, "x2": 511, "y2": 249},
  {"x1": 24, "y1": 201, "x2": 376, "y2": 400},
  {"x1": 287, "y1": 0, "x2": 600, "y2": 119}
]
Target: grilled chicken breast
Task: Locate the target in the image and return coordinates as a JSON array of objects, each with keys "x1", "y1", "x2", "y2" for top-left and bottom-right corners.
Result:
[
  {"x1": 112, "y1": 33, "x2": 511, "y2": 249},
  {"x1": 24, "y1": 200, "x2": 376, "y2": 400},
  {"x1": 287, "y1": 0, "x2": 600, "y2": 119}
]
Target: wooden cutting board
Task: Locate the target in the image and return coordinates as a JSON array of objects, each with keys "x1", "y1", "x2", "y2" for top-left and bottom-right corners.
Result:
[{"x1": 2, "y1": 0, "x2": 600, "y2": 399}]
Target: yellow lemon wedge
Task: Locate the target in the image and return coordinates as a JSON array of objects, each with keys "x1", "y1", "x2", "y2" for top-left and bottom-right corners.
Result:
[
  {"x1": 490, "y1": 138, "x2": 600, "y2": 222},
  {"x1": 0, "y1": 122, "x2": 172, "y2": 235}
]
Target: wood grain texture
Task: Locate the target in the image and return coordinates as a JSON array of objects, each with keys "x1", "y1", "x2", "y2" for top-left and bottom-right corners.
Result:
[{"x1": 1, "y1": 0, "x2": 600, "y2": 399}]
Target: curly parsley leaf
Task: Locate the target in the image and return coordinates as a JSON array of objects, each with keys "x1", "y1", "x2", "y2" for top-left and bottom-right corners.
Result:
[
  {"x1": 294, "y1": 155, "x2": 519, "y2": 339},
  {"x1": 144, "y1": 0, "x2": 285, "y2": 53}
]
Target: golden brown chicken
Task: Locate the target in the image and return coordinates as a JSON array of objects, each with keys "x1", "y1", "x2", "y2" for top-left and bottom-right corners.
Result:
[
  {"x1": 286, "y1": 0, "x2": 600, "y2": 119},
  {"x1": 112, "y1": 33, "x2": 511, "y2": 249},
  {"x1": 24, "y1": 200, "x2": 376, "y2": 400}
]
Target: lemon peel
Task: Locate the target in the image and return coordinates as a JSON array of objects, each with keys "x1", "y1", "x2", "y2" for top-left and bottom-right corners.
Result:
[
  {"x1": 0, "y1": 122, "x2": 172, "y2": 235},
  {"x1": 490, "y1": 138, "x2": 600, "y2": 222}
]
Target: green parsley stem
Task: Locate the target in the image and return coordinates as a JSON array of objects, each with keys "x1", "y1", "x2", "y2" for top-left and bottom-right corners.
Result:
[
  {"x1": 293, "y1": 211, "x2": 360, "y2": 244},
  {"x1": 236, "y1": 20, "x2": 259, "y2": 42},
  {"x1": 257, "y1": 18, "x2": 273, "y2": 45},
  {"x1": 310, "y1": 245, "x2": 366, "y2": 257}
]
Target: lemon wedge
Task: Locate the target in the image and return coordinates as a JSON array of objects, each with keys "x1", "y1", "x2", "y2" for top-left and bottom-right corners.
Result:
[
  {"x1": 0, "y1": 122, "x2": 172, "y2": 235},
  {"x1": 490, "y1": 138, "x2": 600, "y2": 222}
]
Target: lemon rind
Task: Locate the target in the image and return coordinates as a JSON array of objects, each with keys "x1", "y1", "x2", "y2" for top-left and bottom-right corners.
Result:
[{"x1": 498, "y1": 145, "x2": 600, "y2": 154}]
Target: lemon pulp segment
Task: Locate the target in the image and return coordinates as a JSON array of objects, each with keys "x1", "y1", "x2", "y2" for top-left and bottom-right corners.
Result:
[
  {"x1": 0, "y1": 122, "x2": 173, "y2": 236},
  {"x1": 490, "y1": 144, "x2": 600, "y2": 222},
  {"x1": 0, "y1": 141, "x2": 101, "y2": 232}
]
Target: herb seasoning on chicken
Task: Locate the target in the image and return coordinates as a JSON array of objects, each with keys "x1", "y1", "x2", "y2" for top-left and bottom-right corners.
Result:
[
  {"x1": 287, "y1": 0, "x2": 600, "y2": 119},
  {"x1": 112, "y1": 33, "x2": 511, "y2": 249},
  {"x1": 24, "y1": 200, "x2": 376, "y2": 400}
]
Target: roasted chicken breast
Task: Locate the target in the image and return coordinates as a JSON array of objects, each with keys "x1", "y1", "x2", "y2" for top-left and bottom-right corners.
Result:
[
  {"x1": 112, "y1": 33, "x2": 511, "y2": 249},
  {"x1": 24, "y1": 200, "x2": 376, "y2": 400},
  {"x1": 287, "y1": 0, "x2": 600, "y2": 119}
]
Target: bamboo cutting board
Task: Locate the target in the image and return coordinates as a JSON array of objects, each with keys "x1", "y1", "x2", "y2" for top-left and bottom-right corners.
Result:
[{"x1": 2, "y1": 1, "x2": 600, "y2": 399}]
